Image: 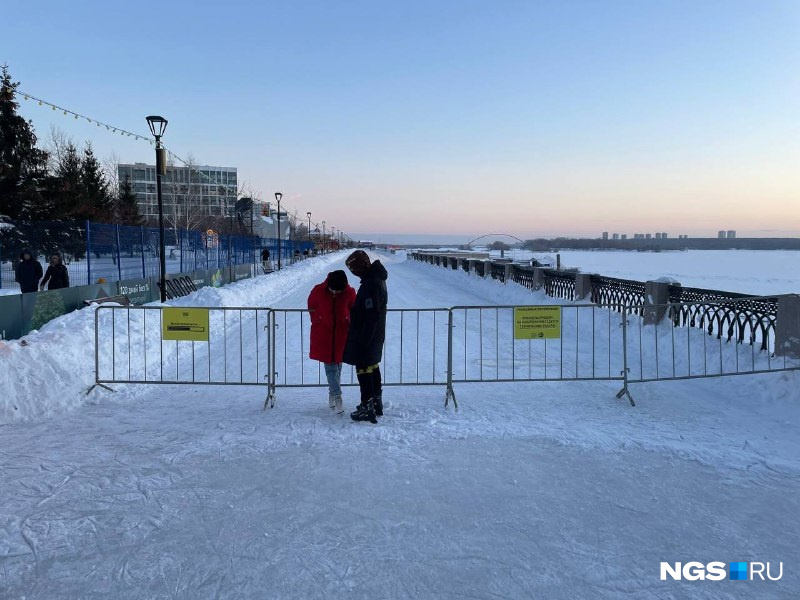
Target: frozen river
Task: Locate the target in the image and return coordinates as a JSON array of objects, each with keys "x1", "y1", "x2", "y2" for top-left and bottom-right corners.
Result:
[{"x1": 492, "y1": 249, "x2": 800, "y2": 296}]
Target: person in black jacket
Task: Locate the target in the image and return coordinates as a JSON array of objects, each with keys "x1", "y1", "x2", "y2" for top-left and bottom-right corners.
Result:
[
  {"x1": 15, "y1": 249, "x2": 43, "y2": 293},
  {"x1": 343, "y1": 250, "x2": 388, "y2": 423},
  {"x1": 40, "y1": 252, "x2": 70, "y2": 290}
]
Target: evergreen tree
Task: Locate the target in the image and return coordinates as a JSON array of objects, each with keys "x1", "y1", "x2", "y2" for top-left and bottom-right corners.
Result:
[
  {"x1": 50, "y1": 142, "x2": 82, "y2": 219},
  {"x1": 79, "y1": 143, "x2": 113, "y2": 221},
  {"x1": 0, "y1": 65, "x2": 49, "y2": 221},
  {"x1": 117, "y1": 175, "x2": 143, "y2": 225}
]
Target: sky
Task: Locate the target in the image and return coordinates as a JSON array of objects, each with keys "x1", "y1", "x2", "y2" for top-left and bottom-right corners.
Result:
[{"x1": 4, "y1": 0, "x2": 799, "y2": 243}]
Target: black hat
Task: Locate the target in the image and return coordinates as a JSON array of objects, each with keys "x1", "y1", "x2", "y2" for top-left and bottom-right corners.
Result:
[
  {"x1": 327, "y1": 270, "x2": 348, "y2": 292},
  {"x1": 345, "y1": 250, "x2": 371, "y2": 275}
]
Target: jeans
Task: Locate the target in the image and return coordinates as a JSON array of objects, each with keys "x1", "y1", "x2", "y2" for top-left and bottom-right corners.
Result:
[{"x1": 324, "y1": 363, "x2": 342, "y2": 396}]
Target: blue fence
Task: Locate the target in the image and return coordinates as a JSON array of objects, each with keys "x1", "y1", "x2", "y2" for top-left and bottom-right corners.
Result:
[{"x1": 0, "y1": 220, "x2": 313, "y2": 290}]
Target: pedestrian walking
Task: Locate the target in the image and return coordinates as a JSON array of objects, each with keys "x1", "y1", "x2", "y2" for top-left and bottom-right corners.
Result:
[
  {"x1": 261, "y1": 247, "x2": 271, "y2": 273},
  {"x1": 308, "y1": 270, "x2": 356, "y2": 413},
  {"x1": 40, "y1": 252, "x2": 70, "y2": 290},
  {"x1": 343, "y1": 250, "x2": 388, "y2": 424},
  {"x1": 15, "y1": 249, "x2": 43, "y2": 293}
]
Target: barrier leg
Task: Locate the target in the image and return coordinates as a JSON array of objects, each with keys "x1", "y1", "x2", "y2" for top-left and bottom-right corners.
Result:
[
  {"x1": 263, "y1": 384, "x2": 276, "y2": 409},
  {"x1": 445, "y1": 384, "x2": 458, "y2": 410},
  {"x1": 86, "y1": 383, "x2": 115, "y2": 395},
  {"x1": 616, "y1": 314, "x2": 635, "y2": 406},
  {"x1": 615, "y1": 383, "x2": 635, "y2": 407}
]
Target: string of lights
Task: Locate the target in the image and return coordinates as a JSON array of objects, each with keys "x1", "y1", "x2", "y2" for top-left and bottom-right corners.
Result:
[
  {"x1": 18, "y1": 90, "x2": 222, "y2": 188},
  {"x1": 16, "y1": 89, "x2": 347, "y2": 242}
]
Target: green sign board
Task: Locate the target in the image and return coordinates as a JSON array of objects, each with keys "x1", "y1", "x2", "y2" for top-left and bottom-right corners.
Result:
[{"x1": 513, "y1": 306, "x2": 561, "y2": 339}]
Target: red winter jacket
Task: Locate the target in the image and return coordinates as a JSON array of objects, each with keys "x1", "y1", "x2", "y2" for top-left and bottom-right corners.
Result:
[{"x1": 308, "y1": 278, "x2": 356, "y2": 364}]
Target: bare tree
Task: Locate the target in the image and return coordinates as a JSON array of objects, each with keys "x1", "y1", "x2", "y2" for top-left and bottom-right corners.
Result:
[
  {"x1": 163, "y1": 153, "x2": 205, "y2": 236},
  {"x1": 46, "y1": 125, "x2": 73, "y2": 173},
  {"x1": 102, "y1": 151, "x2": 121, "y2": 193}
]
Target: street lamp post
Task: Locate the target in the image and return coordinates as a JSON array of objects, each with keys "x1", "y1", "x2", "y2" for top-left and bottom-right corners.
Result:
[
  {"x1": 275, "y1": 192, "x2": 282, "y2": 270},
  {"x1": 306, "y1": 211, "x2": 313, "y2": 256},
  {"x1": 146, "y1": 115, "x2": 168, "y2": 302}
]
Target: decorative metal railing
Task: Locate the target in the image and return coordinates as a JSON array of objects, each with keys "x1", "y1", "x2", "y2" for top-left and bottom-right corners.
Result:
[
  {"x1": 410, "y1": 252, "x2": 781, "y2": 352},
  {"x1": 543, "y1": 269, "x2": 576, "y2": 301},
  {"x1": 591, "y1": 275, "x2": 646, "y2": 314},
  {"x1": 490, "y1": 263, "x2": 506, "y2": 282},
  {"x1": 510, "y1": 265, "x2": 535, "y2": 290},
  {"x1": 668, "y1": 286, "x2": 777, "y2": 351}
]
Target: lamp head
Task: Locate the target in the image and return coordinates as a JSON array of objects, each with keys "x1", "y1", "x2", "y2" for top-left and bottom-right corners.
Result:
[
  {"x1": 146, "y1": 115, "x2": 168, "y2": 138},
  {"x1": 274, "y1": 192, "x2": 282, "y2": 202}
]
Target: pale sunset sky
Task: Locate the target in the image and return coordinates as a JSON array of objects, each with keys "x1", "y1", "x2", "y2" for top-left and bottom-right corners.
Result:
[{"x1": 5, "y1": 0, "x2": 799, "y2": 241}]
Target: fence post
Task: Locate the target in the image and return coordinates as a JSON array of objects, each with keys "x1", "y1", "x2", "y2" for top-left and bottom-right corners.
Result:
[
  {"x1": 115, "y1": 225, "x2": 122, "y2": 281},
  {"x1": 775, "y1": 294, "x2": 800, "y2": 359},
  {"x1": 445, "y1": 309, "x2": 458, "y2": 410},
  {"x1": 85, "y1": 220, "x2": 92, "y2": 285},
  {"x1": 574, "y1": 274, "x2": 593, "y2": 301},
  {"x1": 468, "y1": 259, "x2": 477, "y2": 275},
  {"x1": 504, "y1": 263, "x2": 513, "y2": 283},
  {"x1": 643, "y1": 280, "x2": 673, "y2": 325},
  {"x1": 140, "y1": 226, "x2": 146, "y2": 278},
  {"x1": 532, "y1": 267, "x2": 546, "y2": 290},
  {"x1": 179, "y1": 229, "x2": 184, "y2": 273}
]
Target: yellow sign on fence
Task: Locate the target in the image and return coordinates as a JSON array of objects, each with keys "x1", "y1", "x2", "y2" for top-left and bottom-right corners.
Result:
[
  {"x1": 162, "y1": 308, "x2": 210, "y2": 342},
  {"x1": 513, "y1": 306, "x2": 561, "y2": 340}
]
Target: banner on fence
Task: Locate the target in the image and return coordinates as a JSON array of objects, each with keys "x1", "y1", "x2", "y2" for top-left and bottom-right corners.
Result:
[
  {"x1": 118, "y1": 278, "x2": 155, "y2": 305},
  {"x1": 513, "y1": 306, "x2": 561, "y2": 339}
]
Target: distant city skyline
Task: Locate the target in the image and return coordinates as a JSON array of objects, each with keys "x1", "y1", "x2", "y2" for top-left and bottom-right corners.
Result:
[
  {"x1": 351, "y1": 229, "x2": 800, "y2": 246},
  {"x1": 5, "y1": 1, "x2": 798, "y2": 238}
]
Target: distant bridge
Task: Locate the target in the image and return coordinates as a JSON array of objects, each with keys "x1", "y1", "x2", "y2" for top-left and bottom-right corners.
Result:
[{"x1": 465, "y1": 233, "x2": 526, "y2": 247}]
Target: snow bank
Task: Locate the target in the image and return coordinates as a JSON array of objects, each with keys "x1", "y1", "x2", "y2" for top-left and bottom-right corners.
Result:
[
  {"x1": 0, "y1": 253, "x2": 347, "y2": 424},
  {"x1": 0, "y1": 306, "x2": 103, "y2": 422}
]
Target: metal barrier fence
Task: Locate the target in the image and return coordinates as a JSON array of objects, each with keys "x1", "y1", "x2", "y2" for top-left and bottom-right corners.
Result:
[
  {"x1": 618, "y1": 299, "x2": 800, "y2": 396},
  {"x1": 91, "y1": 305, "x2": 271, "y2": 392},
  {"x1": 448, "y1": 305, "x2": 626, "y2": 385},
  {"x1": 265, "y1": 308, "x2": 452, "y2": 408},
  {"x1": 91, "y1": 301, "x2": 800, "y2": 409}
]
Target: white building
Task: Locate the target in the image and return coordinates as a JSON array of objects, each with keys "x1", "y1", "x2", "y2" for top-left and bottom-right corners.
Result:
[
  {"x1": 250, "y1": 203, "x2": 292, "y2": 239},
  {"x1": 118, "y1": 163, "x2": 238, "y2": 220}
]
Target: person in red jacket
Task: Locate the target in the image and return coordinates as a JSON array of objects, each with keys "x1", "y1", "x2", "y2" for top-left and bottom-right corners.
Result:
[{"x1": 308, "y1": 270, "x2": 356, "y2": 413}]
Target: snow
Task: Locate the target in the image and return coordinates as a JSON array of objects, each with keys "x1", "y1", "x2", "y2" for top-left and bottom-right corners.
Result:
[
  {"x1": 482, "y1": 249, "x2": 800, "y2": 296},
  {"x1": 1, "y1": 250, "x2": 798, "y2": 598}
]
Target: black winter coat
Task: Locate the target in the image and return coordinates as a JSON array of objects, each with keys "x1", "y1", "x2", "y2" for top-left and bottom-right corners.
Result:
[
  {"x1": 41, "y1": 264, "x2": 70, "y2": 290},
  {"x1": 343, "y1": 261, "x2": 388, "y2": 367},
  {"x1": 15, "y1": 251, "x2": 43, "y2": 293}
]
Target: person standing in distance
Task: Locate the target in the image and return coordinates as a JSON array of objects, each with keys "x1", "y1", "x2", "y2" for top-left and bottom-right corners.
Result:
[
  {"x1": 40, "y1": 252, "x2": 70, "y2": 290},
  {"x1": 15, "y1": 249, "x2": 43, "y2": 293},
  {"x1": 343, "y1": 250, "x2": 388, "y2": 424},
  {"x1": 307, "y1": 270, "x2": 356, "y2": 413}
]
